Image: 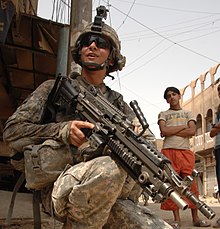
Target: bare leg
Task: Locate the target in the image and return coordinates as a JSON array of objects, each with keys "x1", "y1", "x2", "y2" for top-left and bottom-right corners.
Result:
[
  {"x1": 173, "y1": 210, "x2": 181, "y2": 222},
  {"x1": 191, "y1": 209, "x2": 210, "y2": 227},
  {"x1": 191, "y1": 209, "x2": 199, "y2": 224}
]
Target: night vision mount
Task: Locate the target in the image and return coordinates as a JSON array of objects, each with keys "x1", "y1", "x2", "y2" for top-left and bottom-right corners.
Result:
[{"x1": 91, "y1": 5, "x2": 108, "y2": 33}]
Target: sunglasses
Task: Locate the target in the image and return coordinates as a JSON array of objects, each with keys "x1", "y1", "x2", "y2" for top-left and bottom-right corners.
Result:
[{"x1": 81, "y1": 35, "x2": 111, "y2": 49}]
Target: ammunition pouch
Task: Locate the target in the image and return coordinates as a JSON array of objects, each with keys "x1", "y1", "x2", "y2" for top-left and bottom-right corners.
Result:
[{"x1": 24, "y1": 140, "x2": 73, "y2": 190}]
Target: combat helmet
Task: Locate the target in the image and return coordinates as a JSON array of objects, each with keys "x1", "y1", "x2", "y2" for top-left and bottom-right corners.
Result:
[{"x1": 71, "y1": 6, "x2": 126, "y2": 74}]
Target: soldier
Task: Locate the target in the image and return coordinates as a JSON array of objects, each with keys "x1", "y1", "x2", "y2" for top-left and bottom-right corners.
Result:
[{"x1": 3, "y1": 6, "x2": 171, "y2": 229}]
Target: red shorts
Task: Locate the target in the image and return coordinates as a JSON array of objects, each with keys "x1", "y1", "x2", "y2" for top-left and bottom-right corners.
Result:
[{"x1": 160, "y1": 148, "x2": 199, "y2": 211}]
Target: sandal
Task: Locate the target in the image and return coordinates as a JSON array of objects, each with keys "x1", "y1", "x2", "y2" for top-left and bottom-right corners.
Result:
[
  {"x1": 213, "y1": 218, "x2": 220, "y2": 228},
  {"x1": 193, "y1": 219, "x2": 211, "y2": 227},
  {"x1": 170, "y1": 221, "x2": 181, "y2": 229}
]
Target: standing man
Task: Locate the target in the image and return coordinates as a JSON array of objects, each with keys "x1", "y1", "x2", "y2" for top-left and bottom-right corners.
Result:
[
  {"x1": 210, "y1": 84, "x2": 220, "y2": 228},
  {"x1": 158, "y1": 86, "x2": 210, "y2": 228},
  {"x1": 3, "y1": 6, "x2": 171, "y2": 229}
]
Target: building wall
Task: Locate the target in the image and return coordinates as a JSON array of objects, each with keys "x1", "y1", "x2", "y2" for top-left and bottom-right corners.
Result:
[{"x1": 180, "y1": 63, "x2": 220, "y2": 196}]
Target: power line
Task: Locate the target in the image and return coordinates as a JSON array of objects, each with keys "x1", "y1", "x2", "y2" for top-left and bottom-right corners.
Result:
[
  {"x1": 115, "y1": 43, "x2": 175, "y2": 80},
  {"x1": 116, "y1": 0, "x2": 136, "y2": 31},
  {"x1": 124, "y1": 39, "x2": 165, "y2": 68},
  {"x1": 177, "y1": 28, "x2": 220, "y2": 43},
  {"x1": 108, "y1": 4, "x2": 219, "y2": 63},
  {"x1": 121, "y1": 16, "x2": 220, "y2": 41},
  {"x1": 110, "y1": 0, "x2": 220, "y2": 15}
]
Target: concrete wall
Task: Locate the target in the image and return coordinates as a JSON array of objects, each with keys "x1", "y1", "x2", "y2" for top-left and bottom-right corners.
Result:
[{"x1": 180, "y1": 63, "x2": 220, "y2": 196}]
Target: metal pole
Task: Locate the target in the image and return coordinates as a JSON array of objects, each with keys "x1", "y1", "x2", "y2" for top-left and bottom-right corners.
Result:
[
  {"x1": 56, "y1": 26, "x2": 69, "y2": 76},
  {"x1": 67, "y1": 0, "x2": 92, "y2": 75}
]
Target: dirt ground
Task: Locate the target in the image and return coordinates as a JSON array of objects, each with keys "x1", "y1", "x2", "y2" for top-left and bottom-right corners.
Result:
[
  {"x1": 0, "y1": 190, "x2": 63, "y2": 229},
  {"x1": 147, "y1": 196, "x2": 220, "y2": 229},
  {"x1": 0, "y1": 219, "x2": 62, "y2": 229},
  {"x1": 0, "y1": 190, "x2": 219, "y2": 229}
]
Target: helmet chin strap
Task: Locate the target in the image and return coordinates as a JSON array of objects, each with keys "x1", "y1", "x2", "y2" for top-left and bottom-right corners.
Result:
[{"x1": 81, "y1": 60, "x2": 108, "y2": 71}]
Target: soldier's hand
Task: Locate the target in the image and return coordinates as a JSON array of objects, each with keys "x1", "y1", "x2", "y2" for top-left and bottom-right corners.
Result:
[{"x1": 69, "y1": 120, "x2": 94, "y2": 147}]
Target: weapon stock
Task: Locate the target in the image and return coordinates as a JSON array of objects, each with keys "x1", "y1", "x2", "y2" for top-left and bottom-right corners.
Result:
[{"x1": 52, "y1": 75, "x2": 215, "y2": 220}]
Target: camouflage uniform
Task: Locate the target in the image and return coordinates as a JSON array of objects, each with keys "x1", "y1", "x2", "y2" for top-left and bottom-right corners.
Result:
[
  {"x1": 3, "y1": 4, "x2": 172, "y2": 227},
  {"x1": 3, "y1": 75, "x2": 172, "y2": 229}
]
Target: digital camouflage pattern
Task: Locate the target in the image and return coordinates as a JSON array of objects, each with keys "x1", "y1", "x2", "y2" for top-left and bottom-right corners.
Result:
[
  {"x1": 52, "y1": 156, "x2": 127, "y2": 228},
  {"x1": 3, "y1": 80, "x2": 70, "y2": 154},
  {"x1": 3, "y1": 76, "x2": 172, "y2": 229},
  {"x1": 24, "y1": 140, "x2": 73, "y2": 190},
  {"x1": 52, "y1": 156, "x2": 172, "y2": 229},
  {"x1": 62, "y1": 199, "x2": 173, "y2": 229}
]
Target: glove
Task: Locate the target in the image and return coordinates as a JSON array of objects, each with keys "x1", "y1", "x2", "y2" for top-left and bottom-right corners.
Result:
[{"x1": 77, "y1": 139, "x2": 105, "y2": 162}]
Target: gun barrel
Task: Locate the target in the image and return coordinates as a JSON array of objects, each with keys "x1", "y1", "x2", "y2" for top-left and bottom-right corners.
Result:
[
  {"x1": 159, "y1": 182, "x2": 188, "y2": 210},
  {"x1": 184, "y1": 190, "x2": 216, "y2": 219},
  {"x1": 169, "y1": 191, "x2": 188, "y2": 210}
]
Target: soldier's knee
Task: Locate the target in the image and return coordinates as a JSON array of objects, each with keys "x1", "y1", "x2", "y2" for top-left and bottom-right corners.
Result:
[{"x1": 94, "y1": 156, "x2": 127, "y2": 185}]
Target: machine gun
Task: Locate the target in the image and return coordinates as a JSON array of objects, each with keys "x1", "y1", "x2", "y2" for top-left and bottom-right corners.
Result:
[{"x1": 49, "y1": 74, "x2": 215, "y2": 220}]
